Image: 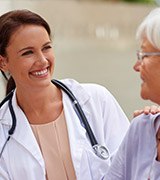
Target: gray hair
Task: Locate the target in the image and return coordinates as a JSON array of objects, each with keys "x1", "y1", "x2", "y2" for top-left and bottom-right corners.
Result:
[{"x1": 136, "y1": 8, "x2": 160, "y2": 49}]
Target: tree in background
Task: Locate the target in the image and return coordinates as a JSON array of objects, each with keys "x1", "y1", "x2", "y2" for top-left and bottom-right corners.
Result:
[{"x1": 123, "y1": 0, "x2": 154, "y2": 3}]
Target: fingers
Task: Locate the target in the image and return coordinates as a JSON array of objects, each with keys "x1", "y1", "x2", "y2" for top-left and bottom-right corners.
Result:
[
  {"x1": 143, "y1": 106, "x2": 153, "y2": 115},
  {"x1": 133, "y1": 109, "x2": 143, "y2": 118},
  {"x1": 147, "y1": 105, "x2": 160, "y2": 114},
  {"x1": 133, "y1": 105, "x2": 160, "y2": 118}
]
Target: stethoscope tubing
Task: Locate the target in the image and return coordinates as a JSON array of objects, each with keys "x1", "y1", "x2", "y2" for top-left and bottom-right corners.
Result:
[
  {"x1": 8, "y1": 94, "x2": 16, "y2": 135},
  {"x1": 0, "y1": 91, "x2": 15, "y2": 158},
  {"x1": 52, "y1": 79, "x2": 98, "y2": 146},
  {"x1": 0, "y1": 79, "x2": 109, "y2": 160}
]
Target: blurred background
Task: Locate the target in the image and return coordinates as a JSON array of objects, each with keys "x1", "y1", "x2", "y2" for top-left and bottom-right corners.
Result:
[{"x1": 0, "y1": 0, "x2": 157, "y2": 120}]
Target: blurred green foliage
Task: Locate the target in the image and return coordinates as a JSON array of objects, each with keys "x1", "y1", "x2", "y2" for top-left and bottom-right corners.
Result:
[
  {"x1": 123, "y1": 0, "x2": 154, "y2": 3},
  {"x1": 83, "y1": 0, "x2": 156, "y2": 5}
]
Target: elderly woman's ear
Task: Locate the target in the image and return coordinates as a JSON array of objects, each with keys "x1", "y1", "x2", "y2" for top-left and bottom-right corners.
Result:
[{"x1": 0, "y1": 55, "x2": 8, "y2": 72}]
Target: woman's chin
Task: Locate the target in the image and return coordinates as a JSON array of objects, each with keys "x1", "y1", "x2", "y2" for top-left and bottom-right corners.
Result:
[{"x1": 140, "y1": 89, "x2": 149, "y2": 100}]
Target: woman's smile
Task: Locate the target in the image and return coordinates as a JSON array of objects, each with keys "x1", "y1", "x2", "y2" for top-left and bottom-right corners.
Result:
[{"x1": 30, "y1": 67, "x2": 49, "y2": 78}]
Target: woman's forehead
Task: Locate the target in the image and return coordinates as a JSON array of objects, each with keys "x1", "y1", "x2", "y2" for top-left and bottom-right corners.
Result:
[{"x1": 8, "y1": 25, "x2": 49, "y2": 46}]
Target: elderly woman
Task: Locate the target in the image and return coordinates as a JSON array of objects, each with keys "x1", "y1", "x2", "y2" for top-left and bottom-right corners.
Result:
[{"x1": 104, "y1": 8, "x2": 160, "y2": 180}]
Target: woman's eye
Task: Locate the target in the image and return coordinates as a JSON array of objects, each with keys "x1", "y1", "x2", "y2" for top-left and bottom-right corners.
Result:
[
  {"x1": 142, "y1": 55, "x2": 149, "y2": 60},
  {"x1": 21, "y1": 50, "x2": 33, "y2": 56},
  {"x1": 43, "y1": 45, "x2": 52, "y2": 51}
]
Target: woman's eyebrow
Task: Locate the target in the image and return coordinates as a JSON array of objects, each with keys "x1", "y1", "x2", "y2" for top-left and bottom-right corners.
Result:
[{"x1": 18, "y1": 46, "x2": 33, "y2": 53}]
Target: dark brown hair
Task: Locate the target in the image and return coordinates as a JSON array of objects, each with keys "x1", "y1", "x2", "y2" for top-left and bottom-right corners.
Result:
[{"x1": 0, "y1": 9, "x2": 51, "y2": 95}]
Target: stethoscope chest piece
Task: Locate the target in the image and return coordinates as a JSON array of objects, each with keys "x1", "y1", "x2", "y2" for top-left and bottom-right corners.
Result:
[{"x1": 93, "y1": 144, "x2": 110, "y2": 160}]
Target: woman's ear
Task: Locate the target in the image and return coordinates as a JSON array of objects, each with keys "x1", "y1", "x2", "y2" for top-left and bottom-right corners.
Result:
[{"x1": 0, "y1": 55, "x2": 8, "y2": 72}]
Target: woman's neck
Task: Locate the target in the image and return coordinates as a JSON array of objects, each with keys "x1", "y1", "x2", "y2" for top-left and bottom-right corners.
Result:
[{"x1": 16, "y1": 84, "x2": 63, "y2": 124}]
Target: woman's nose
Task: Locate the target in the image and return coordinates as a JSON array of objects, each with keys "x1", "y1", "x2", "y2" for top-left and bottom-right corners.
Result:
[
  {"x1": 133, "y1": 60, "x2": 141, "y2": 72},
  {"x1": 37, "y1": 53, "x2": 48, "y2": 63}
]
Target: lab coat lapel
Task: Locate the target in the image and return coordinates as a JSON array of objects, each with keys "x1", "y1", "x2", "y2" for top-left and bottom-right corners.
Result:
[
  {"x1": 62, "y1": 89, "x2": 91, "y2": 178},
  {"x1": 6, "y1": 92, "x2": 45, "y2": 169}
]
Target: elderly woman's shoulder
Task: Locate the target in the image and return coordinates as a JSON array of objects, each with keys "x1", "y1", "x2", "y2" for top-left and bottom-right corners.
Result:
[{"x1": 130, "y1": 113, "x2": 160, "y2": 130}]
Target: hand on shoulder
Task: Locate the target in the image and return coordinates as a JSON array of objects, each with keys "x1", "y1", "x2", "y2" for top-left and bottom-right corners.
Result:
[{"x1": 133, "y1": 105, "x2": 160, "y2": 118}]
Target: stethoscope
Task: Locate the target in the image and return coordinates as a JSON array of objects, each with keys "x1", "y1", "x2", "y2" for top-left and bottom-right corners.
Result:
[{"x1": 0, "y1": 79, "x2": 109, "y2": 160}]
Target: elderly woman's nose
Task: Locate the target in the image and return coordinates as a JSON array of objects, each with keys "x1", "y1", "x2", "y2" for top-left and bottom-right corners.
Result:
[{"x1": 133, "y1": 60, "x2": 141, "y2": 72}]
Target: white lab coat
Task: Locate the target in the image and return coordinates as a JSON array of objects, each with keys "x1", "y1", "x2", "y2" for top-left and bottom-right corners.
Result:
[{"x1": 0, "y1": 79, "x2": 129, "y2": 180}]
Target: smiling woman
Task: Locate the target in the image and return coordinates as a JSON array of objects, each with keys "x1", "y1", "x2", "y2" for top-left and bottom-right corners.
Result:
[
  {"x1": 0, "y1": 9, "x2": 130, "y2": 180},
  {"x1": 2, "y1": 25, "x2": 54, "y2": 92}
]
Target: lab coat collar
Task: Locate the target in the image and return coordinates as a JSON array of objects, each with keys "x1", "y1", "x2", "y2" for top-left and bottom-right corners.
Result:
[
  {"x1": 62, "y1": 92, "x2": 87, "y2": 178},
  {"x1": 1, "y1": 91, "x2": 45, "y2": 170},
  {"x1": 0, "y1": 79, "x2": 90, "y2": 125},
  {"x1": 0, "y1": 79, "x2": 91, "y2": 176},
  {"x1": 61, "y1": 79, "x2": 90, "y2": 105},
  {"x1": 61, "y1": 80, "x2": 92, "y2": 178}
]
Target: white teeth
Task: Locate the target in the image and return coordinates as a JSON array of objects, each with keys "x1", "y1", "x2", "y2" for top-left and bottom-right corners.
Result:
[{"x1": 33, "y1": 69, "x2": 48, "y2": 76}]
